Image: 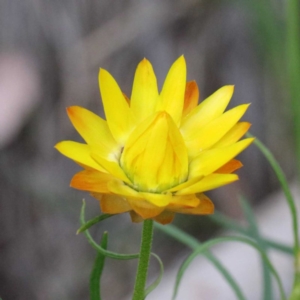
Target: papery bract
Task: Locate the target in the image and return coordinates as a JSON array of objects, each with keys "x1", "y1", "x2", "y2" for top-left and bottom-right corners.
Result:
[{"x1": 55, "y1": 56, "x2": 253, "y2": 224}]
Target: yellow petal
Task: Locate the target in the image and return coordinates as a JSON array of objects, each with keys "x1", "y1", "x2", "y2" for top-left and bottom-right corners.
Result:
[
  {"x1": 213, "y1": 122, "x2": 251, "y2": 148},
  {"x1": 55, "y1": 141, "x2": 105, "y2": 172},
  {"x1": 107, "y1": 180, "x2": 171, "y2": 207},
  {"x1": 67, "y1": 106, "x2": 118, "y2": 152},
  {"x1": 91, "y1": 193, "x2": 131, "y2": 215},
  {"x1": 153, "y1": 211, "x2": 175, "y2": 225},
  {"x1": 181, "y1": 85, "x2": 234, "y2": 135},
  {"x1": 215, "y1": 159, "x2": 243, "y2": 174},
  {"x1": 122, "y1": 92, "x2": 130, "y2": 105},
  {"x1": 156, "y1": 56, "x2": 186, "y2": 125},
  {"x1": 107, "y1": 180, "x2": 141, "y2": 198},
  {"x1": 138, "y1": 192, "x2": 171, "y2": 207},
  {"x1": 166, "y1": 175, "x2": 203, "y2": 193},
  {"x1": 168, "y1": 194, "x2": 200, "y2": 208},
  {"x1": 121, "y1": 111, "x2": 188, "y2": 192},
  {"x1": 131, "y1": 58, "x2": 159, "y2": 125},
  {"x1": 185, "y1": 104, "x2": 250, "y2": 158},
  {"x1": 182, "y1": 81, "x2": 199, "y2": 118},
  {"x1": 169, "y1": 193, "x2": 214, "y2": 215},
  {"x1": 127, "y1": 198, "x2": 164, "y2": 219},
  {"x1": 99, "y1": 194, "x2": 131, "y2": 214},
  {"x1": 177, "y1": 174, "x2": 239, "y2": 195},
  {"x1": 91, "y1": 148, "x2": 131, "y2": 184},
  {"x1": 189, "y1": 138, "x2": 254, "y2": 179},
  {"x1": 70, "y1": 170, "x2": 114, "y2": 193},
  {"x1": 99, "y1": 68, "x2": 133, "y2": 144}
]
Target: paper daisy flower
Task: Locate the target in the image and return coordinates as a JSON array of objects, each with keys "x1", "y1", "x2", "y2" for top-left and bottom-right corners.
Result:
[{"x1": 55, "y1": 56, "x2": 253, "y2": 224}]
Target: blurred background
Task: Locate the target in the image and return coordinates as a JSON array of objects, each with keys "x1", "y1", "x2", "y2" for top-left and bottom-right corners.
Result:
[{"x1": 0, "y1": 0, "x2": 298, "y2": 299}]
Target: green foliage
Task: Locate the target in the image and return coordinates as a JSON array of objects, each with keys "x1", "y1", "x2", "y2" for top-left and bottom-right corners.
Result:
[
  {"x1": 79, "y1": 201, "x2": 164, "y2": 298},
  {"x1": 239, "y1": 196, "x2": 272, "y2": 300},
  {"x1": 144, "y1": 253, "x2": 164, "y2": 297},
  {"x1": 80, "y1": 200, "x2": 139, "y2": 260},
  {"x1": 90, "y1": 232, "x2": 108, "y2": 300},
  {"x1": 173, "y1": 236, "x2": 286, "y2": 300},
  {"x1": 155, "y1": 223, "x2": 246, "y2": 300}
]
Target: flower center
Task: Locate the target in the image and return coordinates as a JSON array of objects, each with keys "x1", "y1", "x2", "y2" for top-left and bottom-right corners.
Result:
[{"x1": 120, "y1": 111, "x2": 188, "y2": 193}]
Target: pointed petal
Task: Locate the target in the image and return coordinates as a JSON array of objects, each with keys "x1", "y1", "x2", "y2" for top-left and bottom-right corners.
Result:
[
  {"x1": 169, "y1": 194, "x2": 200, "y2": 208},
  {"x1": 215, "y1": 159, "x2": 243, "y2": 174},
  {"x1": 127, "y1": 198, "x2": 164, "y2": 219},
  {"x1": 138, "y1": 192, "x2": 171, "y2": 207},
  {"x1": 107, "y1": 180, "x2": 141, "y2": 198},
  {"x1": 70, "y1": 170, "x2": 114, "y2": 193},
  {"x1": 131, "y1": 58, "x2": 159, "y2": 124},
  {"x1": 91, "y1": 148, "x2": 131, "y2": 184},
  {"x1": 185, "y1": 104, "x2": 250, "y2": 157},
  {"x1": 154, "y1": 211, "x2": 175, "y2": 224},
  {"x1": 156, "y1": 56, "x2": 186, "y2": 125},
  {"x1": 122, "y1": 93, "x2": 130, "y2": 105},
  {"x1": 189, "y1": 138, "x2": 254, "y2": 179},
  {"x1": 55, "y1": 141, "x2": 105, "y2": 172},
  {"x1": 67, "y1": 106, "x2": 118, "y2": 152},
  {"x1": 166, "y1": 176, "x2": 203, "y2": 193},
  {"x1": 107, "y1": 180, "x2": 171, "y2": 207},
  {"x1": 181, "y1": 85, "x2": 234, "y2": 134},
  {"x1": 169, "y1": 194, "x2": 214, "y2": 215},
  {"x1": 177, "y1": 174, "x2": 239, "y2": 195},
  {"x1": 182, "y1": 81, "x2": 199, "y2": 118},
  {"x1": 213, "y1": 122, "x2": 251, "y2": 148},
  {"x1": 99, "y1": 194, "x2": 131, "y2": 214},
  {"x1": 99, "y1": 68, "x2": 133, "y2": 144}
]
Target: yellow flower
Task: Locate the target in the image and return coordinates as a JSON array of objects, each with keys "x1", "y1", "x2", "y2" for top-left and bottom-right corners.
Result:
[{"x1": 55, "y1": 56, "x2": 253, "y2": 224}]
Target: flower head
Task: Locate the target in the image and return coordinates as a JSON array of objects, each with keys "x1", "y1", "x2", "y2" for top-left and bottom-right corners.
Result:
[{"x1": 55, "y1": 56, "x2": 253, "y2": 224}]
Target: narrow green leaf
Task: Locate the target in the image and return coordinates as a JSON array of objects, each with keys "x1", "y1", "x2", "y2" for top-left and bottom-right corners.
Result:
[
  {"x1": 209, "y1": 211, "x2": 250, "y2": 235},
  {"x1": 173, "y1": 236, "x2": 286, "y2": 300},
  {"x1": 80, "y1": 200, "x2": 139, "y2": 260},
  {"x1": 266, "y1": 240, "x2": 293, "y2": 255},
  {"x1": 248, "y1": 134, "x2": 299, "y2": 258},
  {"x1": 90, "y1": 232, "x2": 108, "y2": 300},
  {"x1": 287, "y1": 0, "x2": 300, "y2": 176},
  {"x1": 209, "y1": 212, "x2": 293, "y2": 255},
  {"x1": 77, "y1": 214, "x2": 113, "y2": 234},
  {"x1": 155, "y1": 223, "x2": 246, "y2": 300},
  {"x1": 239, "y1": 196, "x2": 272, "y2": 300},
  {"x1": 144, "y1": 253, "x2": 164, "y2": 297}
]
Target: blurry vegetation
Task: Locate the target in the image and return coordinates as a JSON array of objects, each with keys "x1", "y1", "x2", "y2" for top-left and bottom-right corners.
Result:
[{"x1": 0, "y1": 0, "x2": 298, "y2": 299}]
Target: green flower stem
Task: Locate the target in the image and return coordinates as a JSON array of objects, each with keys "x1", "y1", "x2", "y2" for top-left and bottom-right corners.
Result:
[{"x1": 132, "y1": 219, "x2": 154, "y2": 300}]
